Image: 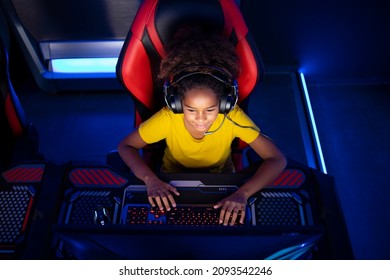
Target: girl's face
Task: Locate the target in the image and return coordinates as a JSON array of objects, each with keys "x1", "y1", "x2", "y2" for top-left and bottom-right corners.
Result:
[{"x1": 182, "y1": 87, "x2": 219, "y2": 136}]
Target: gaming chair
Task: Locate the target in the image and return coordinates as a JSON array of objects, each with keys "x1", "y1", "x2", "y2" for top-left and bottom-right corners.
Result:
[
  {"x1": 110, "y1": 0, "x2": 264, "y2": 172},
  {"x1": 0, "y1": 38, "x2": 40, "y2": 171}
]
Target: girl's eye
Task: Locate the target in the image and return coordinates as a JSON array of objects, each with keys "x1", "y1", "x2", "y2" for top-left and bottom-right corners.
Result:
[
  {"x1": 187, "y1": 108, "x2": 196, "y2": 112},
  {"x1": 206, "y1": 108, "x2": 215, "y2": 112}
]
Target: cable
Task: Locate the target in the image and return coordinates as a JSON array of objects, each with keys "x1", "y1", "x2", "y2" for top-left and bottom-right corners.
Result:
[
  {"x1": 226, "y1": 115, "x2": 260, "y2": 132},
  {"x1": 204, "y1": 114, "x2": 260, "y2": 135},
  {"x1": 204, "y1": 114, "x2": 227, "y2": 135}
]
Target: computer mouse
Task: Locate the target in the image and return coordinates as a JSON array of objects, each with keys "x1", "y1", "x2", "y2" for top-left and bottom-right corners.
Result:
[{"x1": 93, "y1": 205, "x2": 111, "y2": 226}]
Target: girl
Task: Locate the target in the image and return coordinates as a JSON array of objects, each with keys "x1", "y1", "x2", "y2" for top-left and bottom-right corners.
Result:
[{"x1": 118, "y1": 28, "x2": 287, "y2": 226}]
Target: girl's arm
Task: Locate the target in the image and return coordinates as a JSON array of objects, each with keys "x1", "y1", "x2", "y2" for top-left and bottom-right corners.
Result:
[
  {"x1": 215, "y1": 133, "x2": 287, "y2": 225},
  {"x1": 235, "y1": 133, "x2": 287, "y2": 199},
  {"x1": 118, "y1": 130, "x2": 179, "y2": 210}
]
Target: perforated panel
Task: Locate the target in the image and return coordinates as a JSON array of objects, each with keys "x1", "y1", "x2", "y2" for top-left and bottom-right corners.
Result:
[{"x1": 0, "y1": 186, "x2": 34, "y2": 247}]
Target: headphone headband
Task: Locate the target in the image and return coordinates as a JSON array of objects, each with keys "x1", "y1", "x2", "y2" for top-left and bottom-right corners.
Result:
[{"x1": 169, "y1": 65, "x2": 234, "y2": 85}]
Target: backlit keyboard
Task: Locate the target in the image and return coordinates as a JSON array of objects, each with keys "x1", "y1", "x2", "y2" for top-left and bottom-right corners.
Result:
[{"x1": 124, "y1": 204, "x2": 242, "y2": 226}]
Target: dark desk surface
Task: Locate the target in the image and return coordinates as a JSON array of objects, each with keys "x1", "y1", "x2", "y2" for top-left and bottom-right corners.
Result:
[{"x1": 0, "y1": 159, "x2": 354, "y2": 259}]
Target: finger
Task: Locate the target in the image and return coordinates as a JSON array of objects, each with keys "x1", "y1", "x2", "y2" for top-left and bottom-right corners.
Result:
[
  {"x1": 148, "y1": 196, "x2": 156, "y2": 207},
  {"x1": 223, "y1": 208, "x2": 234, "y2": 226},
  {"x1": 169, "y1": 186, "x2": 180, "y2": 196},
  {"x1": 167, "y1": 193, "x2": 177, "y2": 208},
  {"x1": 218, "y1": 207, "x2": 226, "y2": 224},
  {"x1": 239, "y1": 208, "x2": 246, "y2": 224},
  {"x1": 160, "y1": 194, "x2": 172, "y2": 211},
  {"x1": 230, "y1": 210, "x2": 239, "y2": 226},
  {"x1": 214, "y1": 201, "x2": 223, "y2": 209},
  {"x1": 154, "y1": 196, "x2": 164, "y2": 210}
]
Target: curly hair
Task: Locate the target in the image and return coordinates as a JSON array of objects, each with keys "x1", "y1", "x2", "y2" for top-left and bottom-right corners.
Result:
[{"x1": 158, "y1": 26, "x2": 240, "y2": 98}]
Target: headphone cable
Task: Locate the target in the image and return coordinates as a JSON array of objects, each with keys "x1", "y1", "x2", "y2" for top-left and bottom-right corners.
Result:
[
  {"x1": 226, "y1": 115, "x2": 260, "y2": 132},
  {"x1": 204, "y1": 114, "x2": 227, "y2": 135},
  {"x1": 204, "y1": 114, "x2": 260, "y2": 135}
]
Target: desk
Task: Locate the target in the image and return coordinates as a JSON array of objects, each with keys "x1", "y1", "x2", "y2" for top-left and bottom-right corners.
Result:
[
  {"x1": 50, "y1": 159, "x2": 351, "y2": 259},
  {"x1": 0, "y1": 159, "x2": 353, "y2": 259}
]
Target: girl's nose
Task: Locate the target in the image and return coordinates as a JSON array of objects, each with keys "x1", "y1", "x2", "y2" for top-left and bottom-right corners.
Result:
[{"x1": 195, "y1": 111, "x2": 206, "y2": 120}]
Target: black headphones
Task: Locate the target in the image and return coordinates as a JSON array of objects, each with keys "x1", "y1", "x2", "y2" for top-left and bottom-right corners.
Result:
[{"x1": 163, "y1": 65, "x2": 238, "y2": 114}]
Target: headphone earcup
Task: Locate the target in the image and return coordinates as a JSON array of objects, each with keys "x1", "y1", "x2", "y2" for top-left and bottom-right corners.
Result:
[
  {"x1": 219, "y1": 95, "x2": 229, "y2": 114},
  {"x1": 164, "y1": 81, "x2": 183, "y2": 113},
  {"x1": 171, "y1": 94, "x2": 183, "y2": 114},
  {"x1": 219, "y1": 81, "x2": 238, "y2": 114}
]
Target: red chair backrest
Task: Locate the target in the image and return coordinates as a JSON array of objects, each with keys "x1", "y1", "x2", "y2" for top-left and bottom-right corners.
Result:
[{"x1": 117, "y1": 0, "x2": 264, "y2": 127}]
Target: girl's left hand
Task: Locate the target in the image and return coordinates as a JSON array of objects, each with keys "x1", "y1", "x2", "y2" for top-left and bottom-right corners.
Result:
[{"x1": 213, "y1": 192, "x2": 247, "y2": 226}]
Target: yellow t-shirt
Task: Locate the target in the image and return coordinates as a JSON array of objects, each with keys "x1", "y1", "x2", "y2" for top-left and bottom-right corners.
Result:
[{"x1": 138, "y1": 106, "x2": 260, "y2": 172}]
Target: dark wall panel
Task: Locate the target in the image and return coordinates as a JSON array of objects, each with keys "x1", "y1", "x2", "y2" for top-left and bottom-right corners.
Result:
[
  {"x1": 241, "y1": 0, "x2": 390, "y2": 84},
  {"x1": 5, "y1": 0, "x2": 390, "y2": 85},
  {"x1": 11, "y1": 0, "x2": 141, "y2": 40}
]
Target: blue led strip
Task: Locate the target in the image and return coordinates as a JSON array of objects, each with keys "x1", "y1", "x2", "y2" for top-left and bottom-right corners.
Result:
[
  {"x1": 51, "y1": 58, "x2": 118, "y2": 74},
  {"x1": 51, "y1": 57, "x2": 118, "y2": 77},
  {"x1": 299, "y1": 72, "x2": 327, "y2": 174}
]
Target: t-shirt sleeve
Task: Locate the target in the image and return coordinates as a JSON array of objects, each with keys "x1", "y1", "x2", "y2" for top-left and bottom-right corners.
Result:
[
  {"x1": 229, "y1": 107, "x2": 260, "y2": 143},
  {"x1": 138, "y1": 108, "x2": 170, "y2": 144}
]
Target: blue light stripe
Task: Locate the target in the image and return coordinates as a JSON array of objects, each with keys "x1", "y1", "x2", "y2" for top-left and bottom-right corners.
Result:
[
  {"x1": 51, "y1": 58, "x2": 118, "y2": 73},
  {"x1": 299, "y1": 72, "x2": 327, "y2": 174}
]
